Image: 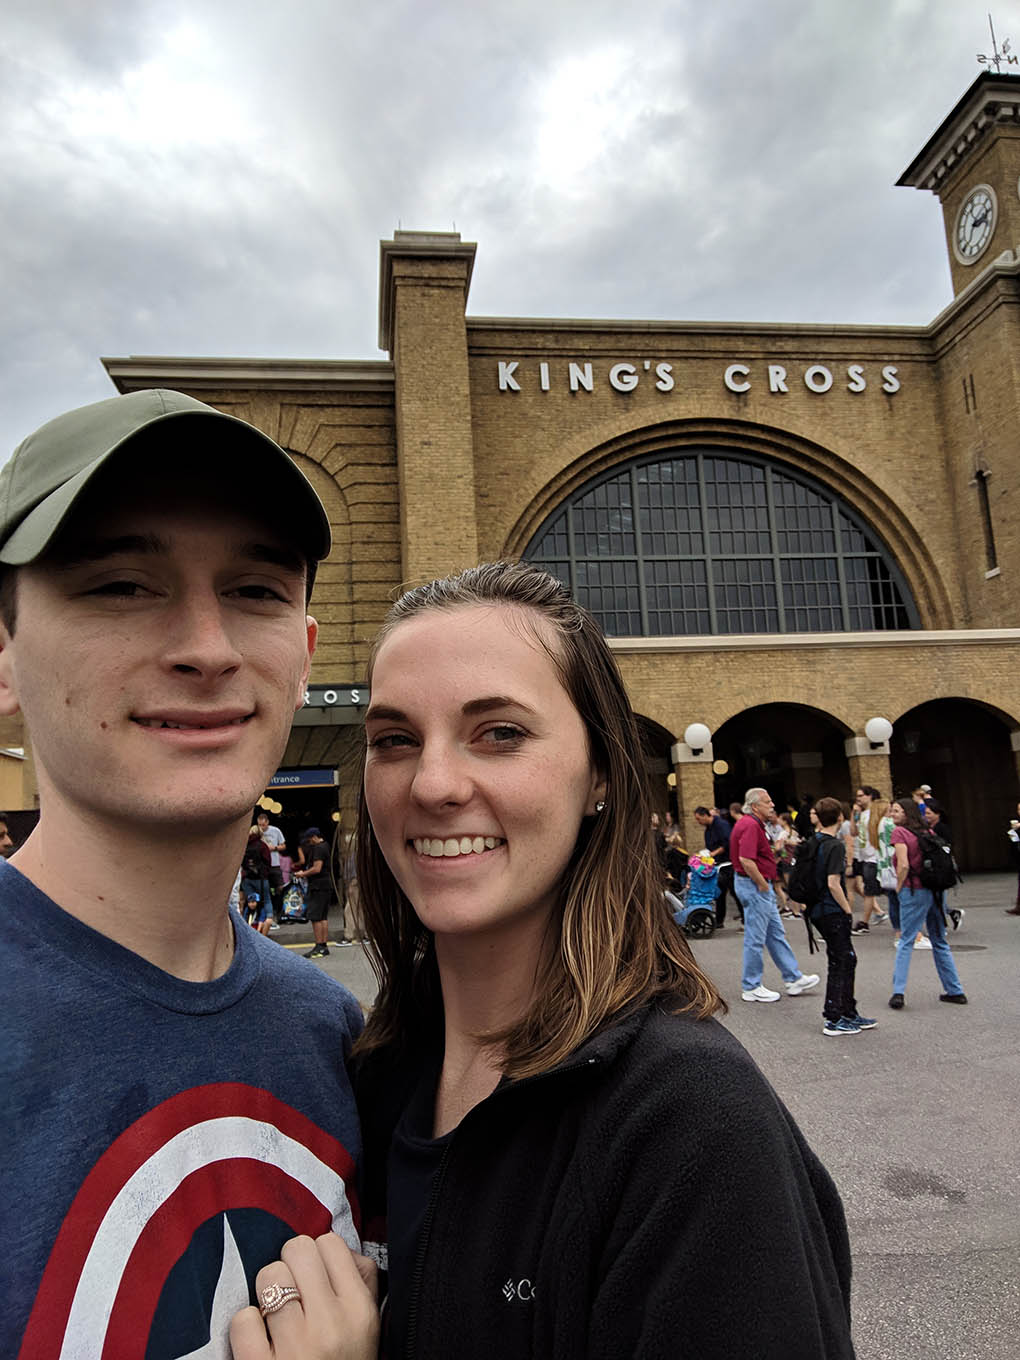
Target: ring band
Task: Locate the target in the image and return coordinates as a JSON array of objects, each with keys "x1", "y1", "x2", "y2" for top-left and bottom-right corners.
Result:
[{"x1": 258, "y1": 1282, "x2": 302, "y2": 1317}]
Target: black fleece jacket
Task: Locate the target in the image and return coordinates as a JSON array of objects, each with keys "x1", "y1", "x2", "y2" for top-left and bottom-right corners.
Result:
[{"x1": 355, "y1": 1004, "x2": 855, "y2": 1359}]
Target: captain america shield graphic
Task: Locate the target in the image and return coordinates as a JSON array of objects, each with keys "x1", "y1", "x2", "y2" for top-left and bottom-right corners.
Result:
[{"x1": 19, "y1": 1083, "x2": 359, "y2": 1359}]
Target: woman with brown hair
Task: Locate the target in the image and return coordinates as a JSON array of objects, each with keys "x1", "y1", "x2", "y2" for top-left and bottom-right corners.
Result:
[
  {"x1": 234, "y1": 562, "x2": 853, "y2": 1359},
  {"x1": 887, "y1": 796, "x2": 967, "y2": 1011}
]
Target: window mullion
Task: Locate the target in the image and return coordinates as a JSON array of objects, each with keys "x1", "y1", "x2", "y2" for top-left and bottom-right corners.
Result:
[
  {"x1": 631, "y1": 465, "x2": 650, "y2": 634},
  {"x1": 831, "y1": 502, "x2": 851, "y2": 629},
  {"x1": 764, "y1": 467, "x2": 786, "y2": 631},
  {"x1": 696, "y1": 454, "x2": 719, "y2": 633}
]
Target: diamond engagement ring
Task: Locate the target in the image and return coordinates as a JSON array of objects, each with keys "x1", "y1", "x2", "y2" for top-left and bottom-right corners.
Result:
[{"x1": 258, "y1": 1282, "x2": 302, "y2": 1317}]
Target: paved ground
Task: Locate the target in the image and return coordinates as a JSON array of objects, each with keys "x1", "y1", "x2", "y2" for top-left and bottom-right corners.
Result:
[{"x1": 275, "y1": 872, "x2": 1020, "y2": 1359}]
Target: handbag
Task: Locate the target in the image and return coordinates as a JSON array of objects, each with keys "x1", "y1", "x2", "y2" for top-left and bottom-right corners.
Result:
[{"x1": 282, "y1": 884, "x2": 307, "y2": 920}]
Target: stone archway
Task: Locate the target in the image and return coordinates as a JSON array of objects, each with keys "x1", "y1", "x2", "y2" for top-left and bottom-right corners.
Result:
[
  {"x1": 635, "y1": 713, "x2": 679, "y2": 822},
  {"x1": 890, "y1": 699, "x2": 1020, "y2": 870},
  {"x1": 711, "y1": 703, "x2": 854, "y2": 816}
]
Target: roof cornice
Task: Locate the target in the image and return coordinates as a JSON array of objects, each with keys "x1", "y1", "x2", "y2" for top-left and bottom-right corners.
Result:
[
  {"x1": 897, "y1": 71, "x2": 1020, "y2": 192},
  {"x1": 102, "y1": 355, "x2": 394, "y2": 393}
]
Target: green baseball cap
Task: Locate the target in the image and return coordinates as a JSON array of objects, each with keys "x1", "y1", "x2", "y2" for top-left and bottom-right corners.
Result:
[{"x1": 0, "y1": 389, "x2": 332, "y2": 566}]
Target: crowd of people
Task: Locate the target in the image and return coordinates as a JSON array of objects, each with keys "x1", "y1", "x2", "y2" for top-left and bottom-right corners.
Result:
[
  {"x1": 232, "y1": 815, "x2": 361, "y2": 956},
  {"x1": 671, "y1": 781, "x2": 976, "y2": 1033}
]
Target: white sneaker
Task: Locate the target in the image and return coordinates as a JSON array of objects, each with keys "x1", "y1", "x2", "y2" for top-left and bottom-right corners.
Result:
[
  {"x1": 916, "y1": 937, "x2": 933, "y2": 950},
  {"x1": 741, "y1": 984, "x2": 781, "y2": 1003},
  {"x1": 786, "y1": 973, "x2": 820, "y2": 996}
]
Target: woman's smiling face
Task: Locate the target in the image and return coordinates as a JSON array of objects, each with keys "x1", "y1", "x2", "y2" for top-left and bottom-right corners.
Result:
[{"x1": 363, "y1": 603, "x2": 605, "y2": 944}]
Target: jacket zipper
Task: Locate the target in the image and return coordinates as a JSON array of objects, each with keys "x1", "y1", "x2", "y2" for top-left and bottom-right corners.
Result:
[{"x1": 401, "y1": 1052, "x2": 603, "y2": 1358}]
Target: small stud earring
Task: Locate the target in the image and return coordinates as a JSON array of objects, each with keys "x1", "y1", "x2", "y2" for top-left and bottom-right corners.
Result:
[{"x1": 595, "y1": 800, "x2": 606, "y2": 814}]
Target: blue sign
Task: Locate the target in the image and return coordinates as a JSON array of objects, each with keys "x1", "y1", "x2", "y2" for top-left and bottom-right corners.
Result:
[{"x1": 267, "y1": 768, "x2": 338, "y2": 789}]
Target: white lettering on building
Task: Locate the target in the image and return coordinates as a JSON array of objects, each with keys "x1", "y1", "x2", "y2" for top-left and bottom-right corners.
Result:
[
  {"x1": 609, "y1": 362, "x2": 638, "y2": 392},
  {"x1": 804, "y1": 365, "x2": 833, "y2": 393},
  {"x1": 497, "y1": 361, "x2": 520, "y2": 391},
  {"x1": 494, "y1": 360, "x2": 903, "y2": 396},
  {"x1": 568, "y1": 362, "x2": 594, "y2": 392}
]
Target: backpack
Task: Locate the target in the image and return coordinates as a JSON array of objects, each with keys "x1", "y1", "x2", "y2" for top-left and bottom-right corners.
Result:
[
  {"x1": 241, "y1": 842, "x2": 265, "y2": 879},
  {"x1": 787, "y1": 834, "x2": 824, "y2": 908},
  {"x1": 916, "y1": 829, "x2": 960, "y2": 892}
]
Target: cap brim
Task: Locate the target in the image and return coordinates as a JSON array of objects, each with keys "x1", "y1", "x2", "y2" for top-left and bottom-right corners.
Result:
[{"x1": 0, "y1": 407, "x2": 331, "y2": 566}]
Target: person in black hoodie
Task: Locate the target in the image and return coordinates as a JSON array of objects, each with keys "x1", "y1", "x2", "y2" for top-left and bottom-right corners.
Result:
[{"x1": 243, "y1": 562, "x2": 855, "y2": 1360}]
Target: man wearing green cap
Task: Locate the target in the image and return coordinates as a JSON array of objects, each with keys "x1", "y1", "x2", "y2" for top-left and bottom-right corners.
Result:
[{"x1": 0, "y1": 391, "x2": 371, "y2": 1357}]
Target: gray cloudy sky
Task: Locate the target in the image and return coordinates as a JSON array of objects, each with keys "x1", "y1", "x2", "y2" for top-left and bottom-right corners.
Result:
[{"x1": 0, "y1": 0, "x2": 1002, "y2": 455}]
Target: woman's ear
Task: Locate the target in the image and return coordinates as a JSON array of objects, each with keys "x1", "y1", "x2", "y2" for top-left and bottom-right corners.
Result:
[{"x1": 587, "y1": 771, "x2": 608, "y2": 816}]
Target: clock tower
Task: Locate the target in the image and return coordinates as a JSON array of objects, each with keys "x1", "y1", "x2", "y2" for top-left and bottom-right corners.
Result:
[{"x1": 897, "y1": 72, "x2": 1020, "y2": 297}]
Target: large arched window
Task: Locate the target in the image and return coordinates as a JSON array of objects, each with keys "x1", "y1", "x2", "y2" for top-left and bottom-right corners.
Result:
[{"x1": 524, "y1": 451, "x2": 918, "y2": 636}]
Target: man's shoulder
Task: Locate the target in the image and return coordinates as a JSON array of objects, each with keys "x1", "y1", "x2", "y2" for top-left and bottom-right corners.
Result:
[
  {"x1": 730, "y1": 814, "x2": 760, "y2": 844},
  {"x1": 248, "y1": 931, "x2": 364, "y2": 1029},
  {"x1": 819, "y1": 835, "x2": 844, "y2": 869}
]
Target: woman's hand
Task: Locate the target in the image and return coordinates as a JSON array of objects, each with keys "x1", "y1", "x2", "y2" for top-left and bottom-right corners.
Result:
[{"x1": 230, "y1": 1233, "x2": 379, "y2": 1360}]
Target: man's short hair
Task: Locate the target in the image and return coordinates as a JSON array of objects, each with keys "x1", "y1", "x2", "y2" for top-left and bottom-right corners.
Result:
[
  {"x1": 693, "y1": 806, "x2": 711, "y2": 817},
  {"x1": 814, "y1": 797, "x2": 842, "y2": 828},
  {"x1": 859, "y1": 785, "x2": 881, "y2": 800}
]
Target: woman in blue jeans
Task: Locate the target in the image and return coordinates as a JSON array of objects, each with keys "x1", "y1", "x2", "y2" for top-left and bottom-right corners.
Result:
[{"x1": 888, "y1": 798, "x2": 966, "y2": 1010}]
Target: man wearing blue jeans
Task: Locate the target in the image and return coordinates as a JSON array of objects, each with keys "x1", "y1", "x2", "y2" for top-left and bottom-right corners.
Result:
[{"x1": 731, "y1": 787, "x2": 819, "y2": 1003}]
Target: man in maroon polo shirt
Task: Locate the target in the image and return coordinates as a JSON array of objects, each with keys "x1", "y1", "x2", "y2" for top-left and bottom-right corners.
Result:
[{"x1": 732, "y1": 787, "x2": 819, "y2": 1003}]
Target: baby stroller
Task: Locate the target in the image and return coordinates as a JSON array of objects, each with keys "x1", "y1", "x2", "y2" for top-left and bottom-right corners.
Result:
[{"x1": 669, "y1": 851, "x2": 718, "y2": 939}]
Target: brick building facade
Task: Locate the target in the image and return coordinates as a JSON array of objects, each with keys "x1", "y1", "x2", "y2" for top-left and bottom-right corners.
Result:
[{"x1": 96, "y1": 73, "x2": 1019, "y2": 869}]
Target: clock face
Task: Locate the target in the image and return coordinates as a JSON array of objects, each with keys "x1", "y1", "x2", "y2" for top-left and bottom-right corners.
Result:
[{"x1": 954, "y1": 184, "x2": 997, "y2": 265}]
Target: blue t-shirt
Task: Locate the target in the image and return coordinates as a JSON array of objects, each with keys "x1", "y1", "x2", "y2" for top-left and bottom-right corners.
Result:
[
  {"x1": 0, "y1": 860, "x2": 363, "y2": 1359},
  {"x1": 704, "y1": 816, "x2": 731, "y2": 860}
]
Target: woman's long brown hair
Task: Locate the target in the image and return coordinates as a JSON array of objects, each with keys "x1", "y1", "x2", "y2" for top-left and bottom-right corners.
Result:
[{"x1": 354, "y1": 562, "x2": 724, "y2": 1079}]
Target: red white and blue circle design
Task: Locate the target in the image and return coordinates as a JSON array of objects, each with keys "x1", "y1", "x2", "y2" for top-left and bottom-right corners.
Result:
[{"x1": 20, "y1": 1083, "x2": 359, "y2": 1359}]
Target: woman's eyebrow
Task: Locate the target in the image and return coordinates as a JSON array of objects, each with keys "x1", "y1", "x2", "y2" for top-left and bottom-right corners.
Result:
[
  {"x1": 460, "y1": 696, "x2": 537, "y2": 717},
  {"x1": 365, "y1": 696, "x2": 538, "y2": 723},
  {"x1": 365, "y1": 704, "x2": 409, "y2": 724}
]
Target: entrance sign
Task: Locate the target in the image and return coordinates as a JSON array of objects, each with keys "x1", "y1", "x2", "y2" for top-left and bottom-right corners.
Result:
[{"x1": 268, "y1": 768, "x2": 339, "y2": 788}]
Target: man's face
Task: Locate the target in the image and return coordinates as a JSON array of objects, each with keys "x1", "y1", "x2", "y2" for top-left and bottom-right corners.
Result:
[
  {"x1": 751, "y1": 791, "x2": 775, "y2": 820},
  {"x1": 694, "y1": 811, "x2": 711, "y2": 827},
  {"x1": 924, "y1": 806, "x2": 939, "y2": 827},
  {"x1": 0, "y1": 822, "x2": 12, "y2": 856},
  {"x1": 257, "y1": 813, "x2": 270, "y2": 832},
  {"x1": 0, "y1": 490, "x2": 316, "y2": 836},
  {"x1": 856, "y1": 789, "x2": 872, "y2": 809}
]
